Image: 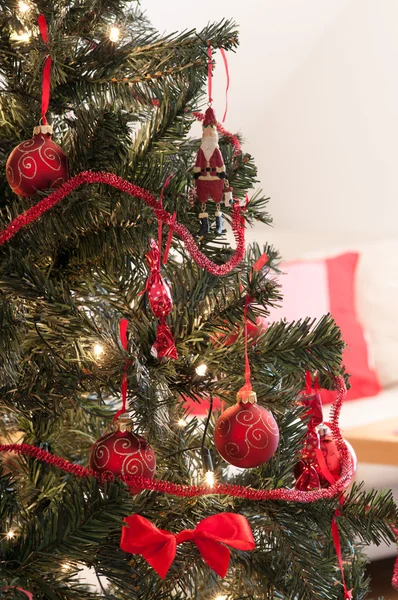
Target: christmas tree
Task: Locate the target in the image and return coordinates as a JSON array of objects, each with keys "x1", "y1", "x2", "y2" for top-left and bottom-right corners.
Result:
[{"x1": 0, "y1": 2, "x2": 397, "y2": 599}]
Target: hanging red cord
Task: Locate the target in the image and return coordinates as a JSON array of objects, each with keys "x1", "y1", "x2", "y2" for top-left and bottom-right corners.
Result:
[
  {"x1": 241, "y1": 294, "x2": 253, "y2": 393},
  {"x1": 207, "y1": 43, "x2": 213, "y2": 104},
  {"x1": 207, "y1": 45, "x2": 230, "y2": 122},
  {"x1": 219, "y1": 48, "x2": 230, "y2": 123},
  {"x1": 331, "y1": 507, "x2": 353, "y2": 599},
  {"x1": 2, "y1": 588, "x2": 33, "y2": 600},
  {"x1": 305, "y1": 370, "x2": 312, "y2": 395},
  {"x1": 37, "y1": 14, "x2": 51, "y2": 125},
  {"x1": 113, "y1": 319, "x2": 129, "y2": 422},
  {"x1": 157, "y1": 175, "x2": 173, "y2": 267}
]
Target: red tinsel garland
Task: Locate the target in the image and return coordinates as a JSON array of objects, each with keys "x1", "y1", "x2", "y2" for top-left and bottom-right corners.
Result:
[
  {"x1": 0, "y1": 377, "x2": 354, "y2": 502},
  {"x1": 393, "y1": 526, "x2": 398, "y2": 591},
  {"x1": 0, "y1": 171, "x2": 245, "y2": 277}
]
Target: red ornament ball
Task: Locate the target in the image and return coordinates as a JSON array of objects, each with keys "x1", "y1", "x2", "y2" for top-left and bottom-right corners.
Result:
[
  {"x1": 90, "y1": 416, "x2": 156, "y2": 494},
  {"x1": 6, "y1": 125, "x2": 68, "y2": 197},
  {"x1": 213, "y1": 316, "x2": 267, "y2": 348},
  {"x1": 319, "y1": 428, "x2": 357, "y2": 484},
  {"x1": 214, "y1": 392, "x2": 279, "y2": 468}
]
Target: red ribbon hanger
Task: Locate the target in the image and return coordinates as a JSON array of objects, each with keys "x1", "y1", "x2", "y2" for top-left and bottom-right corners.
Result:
[
  {"x1": 331, "y1": 506, "x2": 353, "y2": 599},
  {"x1": 120, "y1": 513, "x2": 255, "y2": 579},
  {"x1": 37, "y1": 14, "x2": 51, "y2": 125},
  {"x1": 237, "y1": 253, "x2": 268, "y2": 398},
  {"x1": 207, "y1": 43, "x2": 213, "y2": 104},
  {"x1": 113, "y1": 318, "x2": 129, "y2": 422},
  {"x1": 219, "y1": 48, "x2": 229, "y2": 123},
  {"x1": 207, "y1": 44, "x2": 230, "y2": 122}
]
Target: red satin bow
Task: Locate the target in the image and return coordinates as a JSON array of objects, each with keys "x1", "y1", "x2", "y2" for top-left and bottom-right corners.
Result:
[{"x1": 120, "y1": 513, "x2": 256, "y2": 579}]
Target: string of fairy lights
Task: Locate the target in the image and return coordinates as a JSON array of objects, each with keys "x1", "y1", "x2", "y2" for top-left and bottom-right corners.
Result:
[{"x1": 11, "y1": 0, "x2": 122, "y2": 43}]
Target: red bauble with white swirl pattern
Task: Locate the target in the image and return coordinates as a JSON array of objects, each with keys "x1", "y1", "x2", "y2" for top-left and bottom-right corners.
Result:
[
  {"x1": 214, "y1": 392, "x2": 279, "y2": 468},
  {"x1": 90, "y1": 416, "x2": 156, "y2": 494},
  {"x1": 6, "y1": 126, "x2": 68, "y2": 197}
]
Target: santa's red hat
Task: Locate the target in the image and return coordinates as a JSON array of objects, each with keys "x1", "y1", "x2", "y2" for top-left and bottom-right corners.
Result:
[{"x1": 203, "y1": 106, "x2": 217, "y2": 127}]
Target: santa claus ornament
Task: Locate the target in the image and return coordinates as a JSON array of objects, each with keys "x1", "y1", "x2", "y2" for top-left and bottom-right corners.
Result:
[
  {"x1": 90, "y1": 415, "x2": 156, "y2": 494},
  {"x1": 6, "y1": 15, "x2": 68, "y2": 197},
  {"x1": 193, "y1": 106, "x2": 227, "y2": 236},
  {"x1": 214, "y1": 387, "x2": 279, "y2": 468}
]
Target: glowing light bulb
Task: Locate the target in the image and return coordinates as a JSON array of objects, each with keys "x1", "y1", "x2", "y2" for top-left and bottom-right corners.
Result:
[
  {"x1": 6, "y1": 530, "x2": 15, "y2": 539},
  {"x1": 18, "y1": 0, "x2": 30, "y2": 13},
  {"x1": 204, "y1": 470, "x2": 215, "y2": 488},
  {"x1": 109, "y1": 26, "x2": 120, "y2": 42},
  {"x1": 195, "y1": 363, "x2": 208, "y2": 377},
  {"x1": 214, "y1": 595, "x2": 228, "y2": 600},
  {"x1": 177, "y1": 418, "x2": 187, "y2": 427},
  {"x1": 61, "y1": 562, "x2": 70, "y2": 571},
  {"x1": 10, "y1": 30, "x2": 31, "y2": 42},
  {"x1": 93, "y1": 343, "x2": 104, "y2": 358}
]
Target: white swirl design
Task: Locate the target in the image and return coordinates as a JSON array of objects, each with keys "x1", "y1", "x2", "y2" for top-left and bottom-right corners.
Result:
[
  {"x1": 214, "y1": 403, "x2": 279, "y2": 468},
  {"x1": 41, "y1": 144, "x2": 62, "y2": 170},
  {"x1": 92, "y1": 443, "x2": 110, "y2": 470},
  {"x1": 20, "y1": 154, "x2": 38, "y2": 180}
]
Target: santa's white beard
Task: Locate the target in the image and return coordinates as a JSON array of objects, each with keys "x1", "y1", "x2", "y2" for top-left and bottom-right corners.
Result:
[{"x1": 201, "y1": 136, "x2": 218, "y2": 162}]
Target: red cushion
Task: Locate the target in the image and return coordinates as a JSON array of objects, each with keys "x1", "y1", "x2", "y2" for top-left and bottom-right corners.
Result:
[{"x1": 267, "y1": 252, "x2": 381, "y2": 402}]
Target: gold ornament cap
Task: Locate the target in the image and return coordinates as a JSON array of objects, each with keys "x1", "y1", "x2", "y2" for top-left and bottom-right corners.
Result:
[
  {"x1": 33, "y1": 124, "x2": 53, "y2": 136},
  {"x1": 114, "y1": 414, "x2": 133, "y2": 432},
  {"x1": 236, "y1": 389, "x2": 257, "y2": 404}
]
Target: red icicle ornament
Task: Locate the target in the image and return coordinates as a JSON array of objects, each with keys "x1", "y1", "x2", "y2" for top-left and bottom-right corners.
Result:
[
  {"x1": 294, "y1": 373, "x2": 357, "y2": 490},
  {"x1": 144, "y1": 238, "x2": 177, "y2": 360},
  {"x1": 294, "y1": 375, "x2": 324, "y2": 490}
]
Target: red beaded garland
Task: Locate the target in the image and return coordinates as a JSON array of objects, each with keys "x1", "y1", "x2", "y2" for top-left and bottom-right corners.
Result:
[
  {"x1": 90, "y1": 416, "x2": 156, "y2": 494},
  {"x1": 214, "y1": 394, "x2": 279, "y2": 468},
  {"x1": 6, "y1": 128, "x2": 68, "y2": 197}
]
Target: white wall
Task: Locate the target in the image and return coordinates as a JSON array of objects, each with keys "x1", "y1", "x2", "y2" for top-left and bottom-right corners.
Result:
[{"x1": 144, "y1": 0, "x2": 398, "y2": 237}]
